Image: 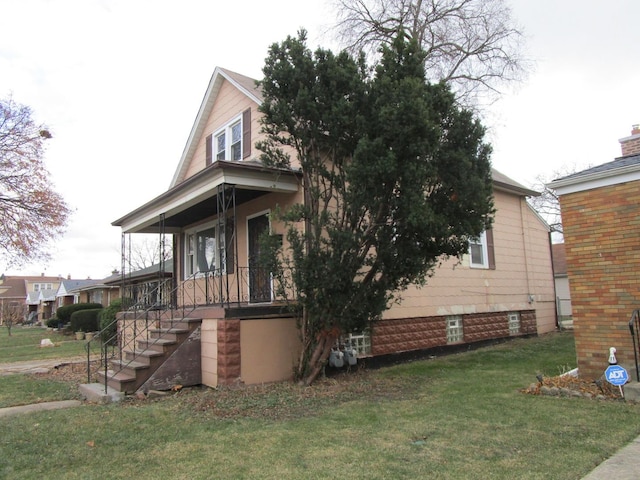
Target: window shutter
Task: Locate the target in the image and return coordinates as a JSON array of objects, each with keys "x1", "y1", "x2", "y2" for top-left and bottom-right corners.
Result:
[
  {"x1": 242, "y1": 108, "x2": 251, "y2": 159},
  {"x1": 486, "y1": 228, "x2": 496, "y2": 269},
  {"x1": 206, "y1": 134, "x2": 213, "y2": 166}
]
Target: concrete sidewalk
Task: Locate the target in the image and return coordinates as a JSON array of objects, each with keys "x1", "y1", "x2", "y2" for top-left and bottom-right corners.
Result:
[
  {"x1": 0, "y1": 400, "x2": 82, "y2": 418},
  {"x1": 581, "y1": 435, "x2": 640, "y2": 480}
]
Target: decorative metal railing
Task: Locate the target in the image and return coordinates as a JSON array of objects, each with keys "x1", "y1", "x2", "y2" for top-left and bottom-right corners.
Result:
[
  {"x1": 629, "y1": 309, "x2": 640, "y2": 382},
  {"x1": 85, "y1": 266, "x2": 294, "y2": 393}
]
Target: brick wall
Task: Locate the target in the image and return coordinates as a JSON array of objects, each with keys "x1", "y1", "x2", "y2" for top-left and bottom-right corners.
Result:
[
  {"x1": 217, "y1": 319, "x2": 241, "y2": 384},
  {"x1": 372, "y1": 310, "x2": 535, "y2": 356},
  {"x1": 560, "y1": 181, "x2": 640, "y2": 379}
]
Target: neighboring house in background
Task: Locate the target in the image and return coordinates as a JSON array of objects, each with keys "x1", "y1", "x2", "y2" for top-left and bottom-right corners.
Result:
[
  {"x1": 107, "y1": 66, "x2": 556, "y2": 394},
  {"x1": 0, "y1": 275, "x2": 28, "y2": 325},
  {"x1": 548, "y1": 124, "x2": 640, "y2": 380},
  {"x1": 4, "y1": 275, "x2": 63, "y2": 324},
  {"x1": 55, "y1": 278, "x2": 97, "y2": 311},
  {"x1": 68, "y1": 273, "x2": 120, "y2": 308},
  {"x1": 103, "y1": 261, "x2": 173, "y2": 308},
  {"x1": 551, "y1": 243, "x2": 573, "y2": 328}
]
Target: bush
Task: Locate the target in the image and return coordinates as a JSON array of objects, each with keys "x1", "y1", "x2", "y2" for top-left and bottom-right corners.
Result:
[
  {"x1": 69, "y1": 308, "x2": 102, "y2": 333},
  {"x1": 99, "y1": 298, "x2": 124, "y2": 344},
  {"x1": 45, "y1": 318, "x2": 60, "y2": 329},
  {"x1": 56, "y1": 303, "x2": 103, "y2": 324}
]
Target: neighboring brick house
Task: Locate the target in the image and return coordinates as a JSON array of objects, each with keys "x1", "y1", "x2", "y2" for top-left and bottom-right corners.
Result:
[
  {"x1": 105, "y1": 66, "x2": 556, "y2": 393},
  {"x1": 548, "y1": 125, "x2": 640, "y2": 380}
]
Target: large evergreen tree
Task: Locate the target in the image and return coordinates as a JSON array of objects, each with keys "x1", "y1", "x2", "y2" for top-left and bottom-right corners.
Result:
[{"x1": 258, "y1": 31, "x2": 494, "y2": 385}]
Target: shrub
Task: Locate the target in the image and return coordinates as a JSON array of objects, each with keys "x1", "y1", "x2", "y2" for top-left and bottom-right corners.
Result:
[
  {"x1": 99, "y1": 298, "x2": 124, "y2": 344},
  {"x1": 45, "y1": 318, "x2": 61, "y2": 328},
  {"x1": 56, "y1": 303, "x2": 103, "y2": 324},
  {"x1": 70, "y1": 308, "x2": 102, "y2": 333}
]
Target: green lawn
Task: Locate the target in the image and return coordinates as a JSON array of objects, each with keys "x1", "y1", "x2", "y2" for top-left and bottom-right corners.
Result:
[
  {"x1": 1, "y1": 331, "x2": 639, "y2": 479},
  {"x1": 0, "y1": 326, "x2": 87, "y2": 363}
]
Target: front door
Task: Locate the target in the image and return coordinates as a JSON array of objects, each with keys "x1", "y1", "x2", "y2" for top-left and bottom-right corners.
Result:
[{"x1": 247, "y1": 214, "x2": 271, "y2": 303}]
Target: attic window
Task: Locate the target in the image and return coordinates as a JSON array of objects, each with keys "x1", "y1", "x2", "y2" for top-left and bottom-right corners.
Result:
[{"x1": 206, "y1": 109, "x2": 251, "y2": 165}]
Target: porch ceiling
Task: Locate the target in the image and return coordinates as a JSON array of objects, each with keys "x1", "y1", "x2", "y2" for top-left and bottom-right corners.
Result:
[{"x1": 113, "y1": 160, "x2": 299, "y2": 234}]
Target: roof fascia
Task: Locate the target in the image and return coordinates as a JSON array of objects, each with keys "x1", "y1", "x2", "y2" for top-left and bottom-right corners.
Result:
[
  {"x1": 113, "y1": 161, "x2": 299, "y2": 233},
  {"x1": 548, "y1": 164, "x2": 640, "y2": 195}
]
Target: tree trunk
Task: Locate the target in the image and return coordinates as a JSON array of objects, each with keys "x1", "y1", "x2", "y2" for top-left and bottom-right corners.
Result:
[{"x1": 300, "y1": 330, "x2": 339, "y2": 386}]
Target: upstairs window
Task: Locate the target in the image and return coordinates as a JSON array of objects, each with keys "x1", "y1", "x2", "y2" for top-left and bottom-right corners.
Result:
[
  {"x1": 206, "y1": 109, "x2": 251, "y2": 165},
  {"x1": 469, "y1": 229, "x2": 495, "y2": 270}
]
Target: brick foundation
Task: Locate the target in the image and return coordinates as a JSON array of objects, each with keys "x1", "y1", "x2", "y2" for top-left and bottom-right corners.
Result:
[
  {"x1": 372, "y1": 310, "x2": 536, "y2": 356},
  {"x1": 217, "y1": 319, "x2": 241, "y2": 384}
]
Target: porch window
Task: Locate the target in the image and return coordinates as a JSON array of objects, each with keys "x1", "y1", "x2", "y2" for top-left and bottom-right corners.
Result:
[{"x1": 185, "y1": 221, "x2": 234, "y2": 277}]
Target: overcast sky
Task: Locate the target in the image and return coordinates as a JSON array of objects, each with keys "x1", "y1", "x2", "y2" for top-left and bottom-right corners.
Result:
[{"x1": 1, "y1": 0, "x2": 639, "y2": 279}]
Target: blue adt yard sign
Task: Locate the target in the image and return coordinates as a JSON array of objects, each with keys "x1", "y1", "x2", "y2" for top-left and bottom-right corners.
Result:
[{"x1": 605, "y1": 365, "x2": 629, "y2": 386}]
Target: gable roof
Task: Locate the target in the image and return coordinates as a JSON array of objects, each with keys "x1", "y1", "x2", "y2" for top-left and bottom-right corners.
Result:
[
  {"x1": 0, "y1": 277, "x2": 27, "y2": 300},
  {"x1": 170, "y1": 67, "x2": 262, "y2": 188},
  {"x1": 548, "y1": 153, "x2": 640, "y2": 195},
  {"x1": 57, "y1": 279, "x2": 96, "y2": 297},
  {"x1": 491, "y1": 169, "x2": 538, "y2": 197}
]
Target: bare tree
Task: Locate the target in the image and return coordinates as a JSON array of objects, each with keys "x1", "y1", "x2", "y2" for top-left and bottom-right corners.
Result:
[
  {"x1": 331, "y1": 0, "x2": 529, "y2": 108},
  {"x1": 528, "y1": 164, "x2": 590, "y2": 241},
  {"x1": 126, "y1": 234, "x2": 172, "y2": 272},
  {"x1": 1, "y1": 301, "x2": 26, "y2": 336},
  {"x1": 0, "y1": 96, "x2": 72, "y2": 268}
]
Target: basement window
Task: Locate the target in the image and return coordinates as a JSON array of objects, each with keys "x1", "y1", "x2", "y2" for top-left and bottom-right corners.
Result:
[
  {"x1": 446, "y1": 315, "x2": 464, "y2": 344},
  {"x1": 508, "y1": 312, "x2": 521, "y2": 335},
  {"x1": 345, "y1": 331, "x2": 371, "y2": 357}
]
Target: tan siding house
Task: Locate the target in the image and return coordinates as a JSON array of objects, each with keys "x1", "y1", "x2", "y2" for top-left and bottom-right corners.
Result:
[{"x1": 107, "y1": 66, "x2": 555, "y2": 393}]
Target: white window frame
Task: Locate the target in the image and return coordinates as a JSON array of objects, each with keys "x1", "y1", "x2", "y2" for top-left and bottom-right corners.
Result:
[
  {"x1": 508, "y1": 312, "x2": 521, "y2": 335},
  {"x1": 184, "y1": 221, "x2": 227, "y2": 278},
  {"x1": 469, "y1": 231, "x2": 489, "y2": 269},
  {"x1": 214, "y1": 115, "x2": 242, "y2": 162},
  {"x1": 446, "y1": 315, "x2": 464, "y2": 344}
]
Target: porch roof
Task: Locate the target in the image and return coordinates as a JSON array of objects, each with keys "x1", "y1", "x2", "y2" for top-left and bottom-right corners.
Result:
[{"x1": 112, "y1": 160, "x2": 299, "y2": 234}]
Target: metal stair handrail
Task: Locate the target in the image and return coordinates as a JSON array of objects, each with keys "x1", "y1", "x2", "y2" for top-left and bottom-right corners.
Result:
[
  {"x1": 628, "y1": 309, "x2": 640, "y2": 382},
  {"x1": 85, "y1": 266, "x2": 289, "y2": 393}
]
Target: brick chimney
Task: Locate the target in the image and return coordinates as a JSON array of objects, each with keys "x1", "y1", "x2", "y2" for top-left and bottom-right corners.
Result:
[{"x1": 619, "y1": 124, "x2": 640, "y2": 156}]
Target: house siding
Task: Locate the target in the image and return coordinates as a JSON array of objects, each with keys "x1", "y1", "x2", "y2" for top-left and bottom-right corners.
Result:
[
  {"x1": 381, "y1": 190, "x2": 555, "y2": 335},
  {"x1": 184, "y1": 81, "x2": 263, "y2": 180},
  {"x1": 559, "y1": 180, "x2": 640, "y2": 379}
]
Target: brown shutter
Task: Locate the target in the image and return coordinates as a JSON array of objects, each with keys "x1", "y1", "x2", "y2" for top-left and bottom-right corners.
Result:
[
  {"x1": 242, "y1": 108, "x2": 251, "y2": 159},
  {"x1": 486, "y1": 228, "x2": 496, "y2": 270},
  {"x1": 206, "y1": 134, "x2": 213, "y2": 166}
]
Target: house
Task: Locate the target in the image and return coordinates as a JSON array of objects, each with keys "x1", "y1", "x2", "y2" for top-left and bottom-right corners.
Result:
[
  {"x1": 67, "y1": 275, "x2": 120, "y2": 308},
  {"x1": 0, "y1": 275, "x2": 28, "y2": 325},
  {"x1": 107, "y1": 67, "x2": 556, "y2": 393},
  {"x1": 55, "y1": 278, "x2": 98, "y2": 311},
  {"x1": 551, "y1": 243, "x2": 573, "y2": 328},
  {"x1": 0, "y1": 274, "x2": 63, "y2": 324},
  {"x1": 548, "y1": 125, "x2": 640, "y2": 380}
]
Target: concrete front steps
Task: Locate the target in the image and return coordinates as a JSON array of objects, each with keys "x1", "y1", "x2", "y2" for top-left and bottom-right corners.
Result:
[{"x1": 97, "y1": 317, "x2": 202, "y2": 394}]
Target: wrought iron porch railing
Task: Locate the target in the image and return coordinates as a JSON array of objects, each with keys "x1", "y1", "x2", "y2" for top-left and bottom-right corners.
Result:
[
  {"x1": 85, "y1": 266, "x2": 293, "y2": 393},
  {"x1": 628, "y1": 309, "x2": 640, "y2": 382}
]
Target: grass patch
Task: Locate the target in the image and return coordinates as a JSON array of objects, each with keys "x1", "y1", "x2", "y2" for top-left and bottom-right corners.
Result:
[
  {"x1": 0, "y1": 374, "x2": 80, "y2": 408},
  {"x1": 1, "y1": 332, "x2": 639, "y2": 479},
  {"x1": 0, "y1": 326, "x2": 87, "y2": 363}
]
